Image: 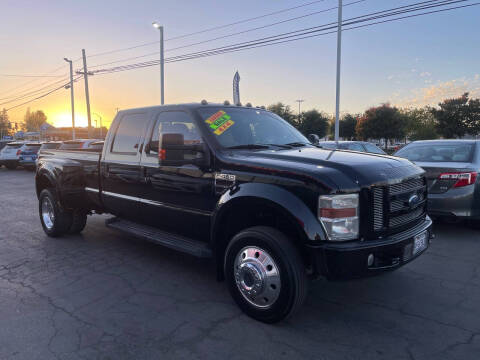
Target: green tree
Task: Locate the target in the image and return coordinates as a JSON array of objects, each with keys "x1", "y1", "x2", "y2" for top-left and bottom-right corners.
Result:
[
  {"x1": 432, "y1": 93, "x2": 470, "y2": 138},
  {"x1": 403, "y1": 107, "x2": 439, "y2": 141},
  {"x1": 0, "y1": 108, "x2": 10, "y2": 138},
  {"x1": 356, "y1": 104, "x2": 406, "y2": 146},
  {"x1": 267, "y1": 102, "x2": 297, "y2": 127},
  {"x1": 339, "y1": 114, "x2": 358, "y2": 140},
  {"x1": 24, "y1": 108, "x2": 47, "y2": 132},
  {"x1": 297, "y1": 109, "x2": 329, "y2": 138}
]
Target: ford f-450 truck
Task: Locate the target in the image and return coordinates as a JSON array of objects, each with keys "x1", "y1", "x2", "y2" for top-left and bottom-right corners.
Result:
[{"x1": 35, "y1": 102, "x2": 433, "y2": 323}]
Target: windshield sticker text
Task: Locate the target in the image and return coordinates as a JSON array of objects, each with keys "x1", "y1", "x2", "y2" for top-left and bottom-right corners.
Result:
[{"x1": 205, "y1": 110, "x2": 235, "y2": 135}]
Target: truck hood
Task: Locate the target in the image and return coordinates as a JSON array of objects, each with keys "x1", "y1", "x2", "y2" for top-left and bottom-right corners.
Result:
[{"x1": 220, "y1": 147, "x2": 424, "y2": 192}]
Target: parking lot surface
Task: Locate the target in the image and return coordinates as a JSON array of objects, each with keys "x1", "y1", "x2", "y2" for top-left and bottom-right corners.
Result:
[{"x1": 0, "y1": 168, "x2": 479, "y2": 360}]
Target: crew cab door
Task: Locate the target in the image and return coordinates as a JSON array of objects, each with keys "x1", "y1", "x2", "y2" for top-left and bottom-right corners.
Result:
[
  {"x1": 101, "y1": 111, "x2": 149, "y2": 218},
  {"x1": 139, "y1": 110, "x2": 215, "y2": 241}
]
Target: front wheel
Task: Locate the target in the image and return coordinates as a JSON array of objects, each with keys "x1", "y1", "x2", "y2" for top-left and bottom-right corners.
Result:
[
  {"x1": 224, "y1": 226, "x2": 308, "y2": 323},
  {"x1": 39, "y1": 189, "x2": 72, "y2": 237}
]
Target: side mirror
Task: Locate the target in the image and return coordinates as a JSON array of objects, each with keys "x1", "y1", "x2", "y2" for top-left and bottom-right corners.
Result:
[
  {"x1": 308, "y1": 133, "x2": 320, "y2": 145},
  {"x1": 159, "y1": 133, "x2": 207, "y2": 167}
]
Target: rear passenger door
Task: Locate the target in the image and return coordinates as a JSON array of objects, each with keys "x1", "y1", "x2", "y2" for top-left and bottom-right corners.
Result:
[{"x1": 102, "y1": 111, "x2": 149, "y2": 218}]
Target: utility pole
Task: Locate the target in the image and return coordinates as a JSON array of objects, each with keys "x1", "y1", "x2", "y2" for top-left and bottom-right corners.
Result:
[
  {"x1": 152, "y1": 22, "x2": 165, "y2": 105},
  {"x1": 334, "y1": 0, "x2": 343, "y2": 142},
  {"x1": 64, "y1": 58, "x2": 75, "y2": 140},
  {"x1": 295, "y1": 99, "x2": 304, "y2": 122},
  {"x1": 82, "y1": 49, "x2": 93, "y2": 138}
]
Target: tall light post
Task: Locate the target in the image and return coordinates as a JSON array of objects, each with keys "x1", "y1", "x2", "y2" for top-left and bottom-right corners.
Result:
[
  {"x1": 334, "y1": 0, "x2": 343, "y2": 142},
  {"x1": 152, "y1": 22, "x2": 165, "y2": 105},
  {"x1": 295, "y1": 99, "x2": 304, "y2": 122},
  {"x1": 93, "y1": 112, "x2": 103, "y2": 138},
  {"x1": 63, "y1": 57, "x2": 75, "y2": 140}
]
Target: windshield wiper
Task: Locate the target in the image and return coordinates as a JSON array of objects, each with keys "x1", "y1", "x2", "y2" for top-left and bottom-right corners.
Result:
[
  {"x1": 265, "y1": 143, "x2": 293, "y2": 149},
  {"x1": 284, "y1": 142, "x2": 310, "y2": 148},
  {"x1": 226, "y1": 144, "x2": 271, "y2": 150}
]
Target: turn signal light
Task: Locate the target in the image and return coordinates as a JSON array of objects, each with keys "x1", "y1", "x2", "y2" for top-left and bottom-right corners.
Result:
[{"x1": 438, "y1": 172, "x2": 477, "y2": 188}]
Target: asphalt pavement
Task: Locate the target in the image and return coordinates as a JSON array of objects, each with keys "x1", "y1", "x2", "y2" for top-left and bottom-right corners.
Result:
[{"x1": 0, "y1": 168, "x2": 479, "y2": 360}]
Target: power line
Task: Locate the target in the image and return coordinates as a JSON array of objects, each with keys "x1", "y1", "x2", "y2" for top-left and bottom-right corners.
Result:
[
  {"x1": 0, "y1": 73, "x2": 66, "y2": 78},
  {"x1": 0, "y1": 75, "x2": 72, "y2": 104},
  {"x1": 87, "y1": 0, "x2": 367, "y2": 70},
  {"x1": 4, "y1": 0, "x2": 477, "y2": 112},
  {"x1": 163, "y1": 0, "x2": 367, "y2": 53},
  {"x1": 85, "y1": 0, "x2": 334, "y2": 59},
  {"x1": 87, "y1": 0, "x2": 456, "y2": 71},
  {"x1": 5, "y1": 75, "x2": 83, "y2": 111},
  {"x1": 0, "y1": 63, "x2": 67, "y2": 97},
  {"x1": 91, "y1": 0, "x2": 474, "y2": 75}
]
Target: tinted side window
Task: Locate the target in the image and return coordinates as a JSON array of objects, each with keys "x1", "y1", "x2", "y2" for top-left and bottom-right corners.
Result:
[
  {"x1": 149, "y1": 111, "x2": 202, "y2": 155},
  {"x1": 364, "y1": 143, "x2": 385, "y2": 154},
  {"x1": 346, "y1": 143, "x2": 364, "y2": 151},
  {"x1": 112, "y1": 113, "x2": 146, "y2": 153}
]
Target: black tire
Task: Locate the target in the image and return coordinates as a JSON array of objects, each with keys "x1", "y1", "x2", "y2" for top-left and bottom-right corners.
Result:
[
  {"x1": 39, "y1": 188, "x2": 73, "y2": 237},
  {"x1": 224, "y1": 226, "x2": 308, "y2": 323},
  {"x1": 5, "y1": 164, "x2": 17, "y2": 170},
  {"x1": 69, "y1": 210, "x2": 87, "y2": 234}
]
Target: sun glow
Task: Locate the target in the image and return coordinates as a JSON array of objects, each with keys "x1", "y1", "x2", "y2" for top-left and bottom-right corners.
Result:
[{"x1": 49, "y1": 112, "x2": 89, "y2": 128}]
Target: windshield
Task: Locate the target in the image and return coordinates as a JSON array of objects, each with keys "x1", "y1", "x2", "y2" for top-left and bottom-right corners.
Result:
[
  {"x1": 59, "y1": 141, "x2": 84, "y2": 150},
  {"x1": 396, "y1": 143, "x2": 475, "y2": 162},
  {"x1": 6, "y1": 144, "x2": 23, "y2": 149},
  {"x1": 40, "y1": 143, "x2": 60, "y2": 150},
  {"x1": 24, "y1": 145, "x2": 41, "y2": 151},
  {"x1": 197, "y1": 107, "x2": 309, "y2": 148}
]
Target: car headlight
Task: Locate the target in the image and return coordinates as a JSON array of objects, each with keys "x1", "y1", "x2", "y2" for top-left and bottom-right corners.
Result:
[{"x1": 318, "y1": 194, "x2": 359, "y2": 241}]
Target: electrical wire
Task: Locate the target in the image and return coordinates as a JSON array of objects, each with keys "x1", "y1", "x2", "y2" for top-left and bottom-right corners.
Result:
[
  {"x1": 5, "y1": 75, "x2": 83, "y2": 111},
  {"x1": 3, "y1": 0, "x2": 477, "y2": 111},
  {"x1": 86, "y1": 0, "x2": 334, "y2": 59},
  {"x1": 91, "y1": 0, "x2": 475, "y2": 75}
]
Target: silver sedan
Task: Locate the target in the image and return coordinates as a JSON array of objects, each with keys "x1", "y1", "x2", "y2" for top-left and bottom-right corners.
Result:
[{"x1": 394, "y1": 140, "x2": 480, "y2": 222}]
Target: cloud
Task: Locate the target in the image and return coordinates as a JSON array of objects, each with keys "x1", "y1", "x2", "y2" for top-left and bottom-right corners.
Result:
[
  {"x1": 420, "y1": 72, "x2": 431, "y2": 78},
  {"x1": 393, "y1": 75, "x2": 480, "y2": 108}
]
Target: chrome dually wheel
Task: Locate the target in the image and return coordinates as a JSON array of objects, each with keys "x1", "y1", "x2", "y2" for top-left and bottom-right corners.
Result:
[
  {"x1": 41, "y1": 196, "x2": 55, "y2": 230},
  {"x1": 234, "y1": 246, "x2": 281, "y2": 309}
]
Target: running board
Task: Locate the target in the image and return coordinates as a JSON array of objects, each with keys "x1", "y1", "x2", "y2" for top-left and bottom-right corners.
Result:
[{"x1": 105, "y1": 217, "x2": 212, "y2": 258}]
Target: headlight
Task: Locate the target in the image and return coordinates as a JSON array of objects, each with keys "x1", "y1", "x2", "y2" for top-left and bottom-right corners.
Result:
[{"x1": 318, "y1": 194, "x2": 359, "y2": 241}]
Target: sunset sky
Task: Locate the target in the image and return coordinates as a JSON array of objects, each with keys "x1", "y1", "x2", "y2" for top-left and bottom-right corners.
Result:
[{"x1": 1, "y1": 0, "x2": 479, "y2": 129}]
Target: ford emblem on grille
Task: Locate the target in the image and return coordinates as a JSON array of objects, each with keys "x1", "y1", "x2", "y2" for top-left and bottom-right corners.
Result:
[{"x1": 408, "y1": 194, "x2": 420, "y2": 209}]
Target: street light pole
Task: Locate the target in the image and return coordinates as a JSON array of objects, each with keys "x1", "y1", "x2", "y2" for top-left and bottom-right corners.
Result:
[
  {"x1": 63, "y1": 58, "x2": 75, "y2": 140},
  {"x1": 93, "y1": 112, "x2": 103, "y2": 139},
  {"x1": 152, "y1": 22, "x2": 165, "y2": 105},
  {"x1": 295, "y1": 99, "x2": 304, "y2": 122},
  {"x1": 334, "y1": 0, "x2": 343, "y2": 142}
]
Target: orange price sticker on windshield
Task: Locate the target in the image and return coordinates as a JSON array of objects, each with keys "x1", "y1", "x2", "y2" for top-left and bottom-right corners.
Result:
[
  {"x1": 205, "y1": 110, "x2": 235, "y2": 135},
  {"x1": 214, "y1": 119, "x2": 234, "y2": 135}
]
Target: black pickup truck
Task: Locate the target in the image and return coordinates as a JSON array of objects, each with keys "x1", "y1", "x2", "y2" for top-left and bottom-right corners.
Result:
[{"x1": 35, "y1": 102, "x2": 433, "y2": 323}]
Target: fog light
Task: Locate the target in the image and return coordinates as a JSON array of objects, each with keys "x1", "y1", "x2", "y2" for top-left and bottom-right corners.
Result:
[{"x1": 367, "y1": 254, "x2": 374, "y2": 267}]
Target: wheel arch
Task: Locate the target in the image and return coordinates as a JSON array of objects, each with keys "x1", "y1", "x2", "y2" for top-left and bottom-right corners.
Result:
[{"x1": 211, "y1": 183, "x2": 325, "y2": 280}]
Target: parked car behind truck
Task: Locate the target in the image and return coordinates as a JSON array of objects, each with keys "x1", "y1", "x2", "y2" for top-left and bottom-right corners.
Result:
[
  {"x1": 394, "y1": 140, "x2": 480, "y2": 223},
  {"x1": 36, "y1": 102, "x2": 433, "y2": 323},
  {"x1": 0, "y1": 142, "x2": 25, "y2": 169}
]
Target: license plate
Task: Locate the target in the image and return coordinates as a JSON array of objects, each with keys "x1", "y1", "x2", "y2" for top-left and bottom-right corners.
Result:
[
  {"x1": 26, "y1": 157, "x2": 32, "y2": 161},
  {"x1": 413, "y1": 231, "x2": 428, "y2": 255}
]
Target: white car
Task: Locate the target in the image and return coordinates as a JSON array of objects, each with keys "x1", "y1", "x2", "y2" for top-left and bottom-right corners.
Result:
[{"x1": 0, "y1": 142, "x2": 26, "y2": 170}]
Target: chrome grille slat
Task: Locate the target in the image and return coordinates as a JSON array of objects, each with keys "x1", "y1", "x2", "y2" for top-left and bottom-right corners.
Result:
[
  {"x1": 390, "y1": 192, "x2": 425, "y2": 212},
  {"x1": 371, "y1": 176, "x2": 427, "y2": 236},
  {"x1": 389, "y1": 207, "x2": 425, "y2": 228},
  {"x1": 373, "y1": 188, "x2": 384, "y2": 230},
  {"x1": 389, "y1": 177, "x2": 425, "y2": 195}
]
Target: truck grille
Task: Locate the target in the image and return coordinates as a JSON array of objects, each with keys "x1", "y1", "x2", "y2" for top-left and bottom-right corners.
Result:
[{"x1": 371, "y1": 176, "x2": 427, "y2": 236}]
